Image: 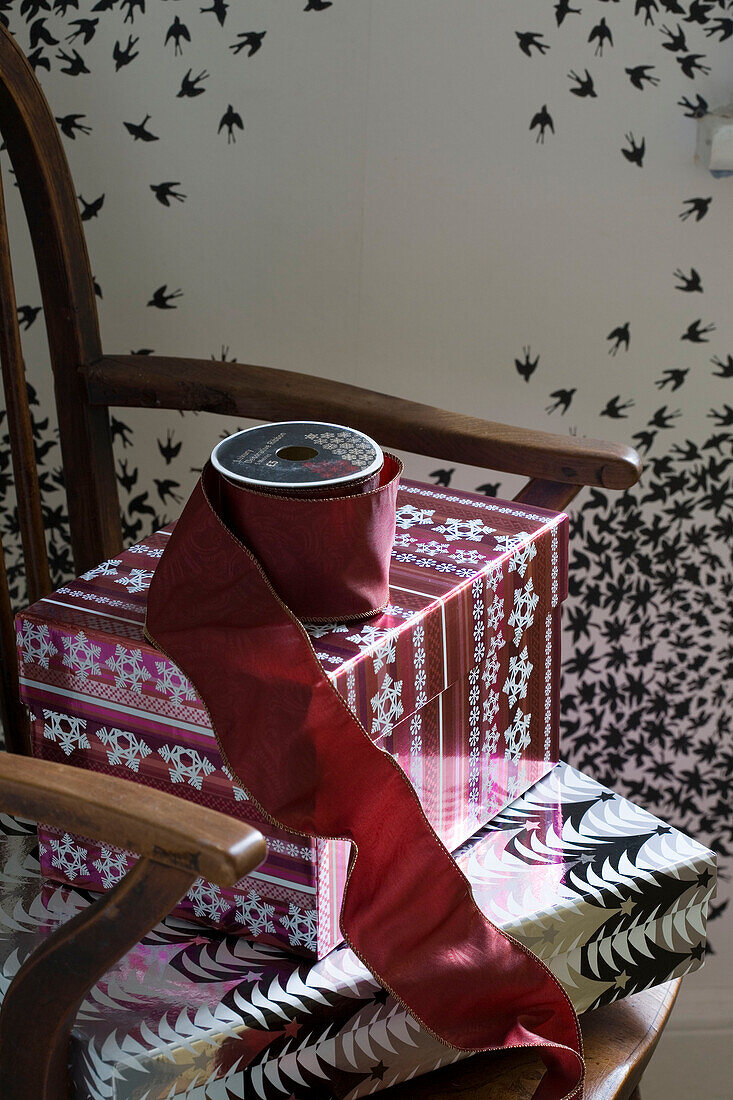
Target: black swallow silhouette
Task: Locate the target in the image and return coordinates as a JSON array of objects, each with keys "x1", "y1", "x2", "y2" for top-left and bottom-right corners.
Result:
[
  {"x1": 128, "y1": 491, "x2": 157, "y2": 518},
  {"x1": 16, "y1": 304, "x2": 42, "y2": 330},
  {"x1": 475, "y1": 482, "x2": 501, "y2": 497},
  {"x1": 158, "y1": 429, "x2": 182, "y2": 464},
  {"x1": 530, "y1": 105, "x2": 554, "y2": 142},
  {"x1": 110, "y1": 416, "x2": 134, "y2": 449},
  {"x1": 56, "y1": 48, "x2": 90, "y2": 75},
  {"x1": 674, "y1": 267, "x2": 702, "y2": 292},
  {"x1": 631, "y1": 429, "x2": 658, "y2": 454},
  {"x1": 555, "y1": 1, "x2": 581, "y2": 27},
  {"x1": 515, "y1": 345, "x2": 539, "y2": 382},
  {"x1": 129, "y1": 349, "x2": 153, "y2": 355},
  {"x1": 708, "y1": 405, "x2": 733, "y2": 427},
  {"x1": 304, "y1": 0, "x2": 333, "y2": 9},
  {"x1": 706, "y1": 18, "x2": 733, "y2": 41},
  {"x1": 231, "y1": 31, "x2": 266, "y2": 56},
  {"x1": 27, "y1": 48, "x2": 50, "y2": 72},
  {"x1": 679, "y1": 196, "x2": 711, "y2": 222},
  {"x1": 655, "y1": 370, "x2": 688, "y2": 392},
  {"x1": 92, "y1": 0, "x2": 119, "y2": 10},
  {"x1": 113, "y1": 35, "x2": 139, "y2": 70},
  {"x1": 660, "y1": 23, "x2": 687, "y2": 50},
  {"x1": 121, "y1": 515, "x2": 143, "y2": 543},
  {"x1": 625, "y1": 65, "x2": 659, "y2": 89},
  {"x1": 568, "y1": 70, "x2": 596, "y2": 98},
  {"x1": 147, "y1": 285, "x2": 182, "y2": 309},
  {"x1": 678, "y1": 94, "x2": 708, "y2": 117},
  {"x1": 212, "y1": 344, "x2": 237, "y2": 362},
  {"x1": 607, "y1": 322, "x2": 630, "y2": 355},
  {"x1": 150, "y1": 181, "x2": 186, "y2": 206},
  {"x1": 29, "y1": 18, "x2": 58, "y2": 50},
  {"x1": 635, "y1": 1, "x2": 658, "y2": 28},
  {"x1": 621, "y1": 132, "x2": 645, "y2": 166},
  {"x1": 681, "y1": 319, "x2": 715, "y2": 343},
  {"x1": 93, "y1": 277, "x2": 102, "y2": 299},
  {"x1": 201, "y1": 0, "x2": 228, "y2": 27},
  {"x1": 121, "y1": 0, "x2": 144, "y2": 24},
  {"x1": 601, "y1": 396, "x2": 635, "y2": 419},
  {"x1": 677, "y1": 53, "x2": 711, "y2": 79},
  {"x1": 117, "y1": 460, "x2": 138, "y2": 494},
  {"x1": 218, "y1": 104, "x2": 243, "y2": 143},
  {"x1": 177, "y1": 68, "x2": 208, "y2": 97},
  {"x1": 165, "y1": 15, "x2": 190, "y2": 56},
  {"x1": 515, "y1": 32, "x2": 549, "y2": 57},
  {"x1": 711, "y1": 355, "x2": 733, "y2": 379},
  {"x1": 428, "y1": 468, "x2": 453, "y2": 487},
  {"x1": 19, "y1": 2, "x2": 50, "y2": 20},
  {"x1": 684, "y1": 0, "x2": 713, "y2": 26},
  {"x1": 67, "y1": 18, "x2": 98, "y2": 45},
  {"x1": 78, "y1": 193, "x2": 104, "y2": 221},
  {"x1": 648, "y1": 405, "x2": 682, "y2": 429},
  {"x1": 55, "y1": 113, "x2": 91, "y2": 139},
  {"x1": 589, "y1": 17, "x2": 613, "y2": 55},
  {"x1": 546, "y1": 388, "x2": 576, "y2": 414},
  {"x1": 53, "y1": 1, "x2": 79, "y2": 14},
  {"x1": 154, "y1": 478, "x2": 182, "y2": 505},
  {"x1": 124, "y1": 114, "x2": 159, "y2": 142}
]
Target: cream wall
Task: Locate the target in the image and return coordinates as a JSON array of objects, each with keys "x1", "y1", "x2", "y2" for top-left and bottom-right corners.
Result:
[{"x1": 1, "y1": 3, "x2": 731, "y2": 1095}]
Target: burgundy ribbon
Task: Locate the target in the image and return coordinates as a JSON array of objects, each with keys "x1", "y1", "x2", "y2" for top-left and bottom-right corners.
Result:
[{"x1": 145, "y1": 460, "x2": 584, "y2": 1099}]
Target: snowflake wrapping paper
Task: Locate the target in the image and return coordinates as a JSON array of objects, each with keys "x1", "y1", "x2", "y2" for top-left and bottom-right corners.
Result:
[
  {"x1": 0, "y1": 763, "x2": 714, "y2": 1100},
  {"x1": 16, "y1": 479, "x2": 568, "y2": 956}
]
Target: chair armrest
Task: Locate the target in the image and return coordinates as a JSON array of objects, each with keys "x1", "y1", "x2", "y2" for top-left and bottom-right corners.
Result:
[
  {"x1": 85, "y1": 355, "x2": 642, "y2": 491},
  {"x1": 0, "y1": 752, "x2": 266, "y2": 886}
]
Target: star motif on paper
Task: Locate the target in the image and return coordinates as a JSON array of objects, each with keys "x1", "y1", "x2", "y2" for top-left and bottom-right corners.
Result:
[
  {"x1": 614, "y1": 971, "x2": 631, "y2": 990},
  {"x1": 282, "y1": 1019, "x2": 302, "y2": 1038},
  {"x1": 597, "y1": 791, "x2": 615, "y2": 802},
  {"x1": 689, "y1": 943, "x2": 705, "y2": 961},
  {"x1": 524, "y1": 818, "x2": 541, "y2": 832},
  {"x1": 655, "y1": 825, "x2": 672, "y2": 835},
  {"x1": 618, "y1": 897, "x2": 635, "y2": 916},
  {"x1": 372, "y1": 987, "x2": 389, "y2": 1005},
  {"x1": 370, "y1": 1060, "x2": 388, "y2": 1082},
  {"x1": 697, "y1": 869, "x2": 712, "y2": 887}
]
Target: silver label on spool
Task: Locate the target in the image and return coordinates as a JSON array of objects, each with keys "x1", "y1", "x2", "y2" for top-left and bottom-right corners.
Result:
[{"x1": 213, "y1": 422, "x2": 382, "y2": 489}]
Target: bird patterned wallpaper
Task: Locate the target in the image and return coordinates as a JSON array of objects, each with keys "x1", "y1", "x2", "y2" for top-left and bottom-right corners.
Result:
[{"x1": 0, "y1": 0, "x2": 730, "y2": 980}]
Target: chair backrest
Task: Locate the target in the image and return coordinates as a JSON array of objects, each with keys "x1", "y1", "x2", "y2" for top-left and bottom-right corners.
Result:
[{"x1": 0, "y1": 25, "x2": 123, "y2": 751}]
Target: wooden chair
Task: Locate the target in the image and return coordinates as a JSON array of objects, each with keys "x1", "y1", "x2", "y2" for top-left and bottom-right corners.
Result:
[{"x1": 0, "y1": 20, "x2": 676, "y2": 1100}]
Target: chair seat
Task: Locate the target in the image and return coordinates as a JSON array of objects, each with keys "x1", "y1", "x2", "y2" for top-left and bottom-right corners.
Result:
[
  {"x1": 0, "y1": 821, "x2": 678, "y2": 1099},
  {"x1": 384, "y1": 980, "x2": 679, "y2": 1099}
]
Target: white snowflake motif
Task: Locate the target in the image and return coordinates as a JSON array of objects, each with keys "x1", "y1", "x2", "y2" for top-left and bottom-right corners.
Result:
[
  {"x1": 155, "y1": 661, "x2": 197, "y2": 706},
  {"x1": 158, "y1": 744, "x2": 216, "y2": 789},
  {"x1": 370, "y1": 673, "x2": 404, "y2": 735},
  {"x1": 221, "y1": 763, "x2": 249, "y2": 801},
  {"x1": 482, "y1": 651, "x2": 501, "y2": 689},
  {"x1": 508, "y1": 579, "x2": 539, "y2": 647},
  {"x1": 495, "y1": 533, "x2": 538, "y2": 578},
  {"x1": 304, "y1": 430, "x2": 376, "y2": 466},
  {"x1": 505, "y1": 710, "x2": 532, "y2": 764},
  {"x1": 17, "y1": 621, "x2": 58, "y2": 669},
  {"x1": 347, "y1": 625, "x2": 396, "y2": 672},
  {"x1": 487, "y1": 592, "x2": 504, "y2": 633},
  {"x1": 96, "y1": 726, "x2": 151, "y2": 772},
  {"x1": 62, "y1": 632, "x2": 101, "y2": 679},
  {"x1": 483, "y1": 690, "x2": 500, "y2": 726},
  {"x1": 50, "y1": 833, "x2": 88, "y2": 878},
  {"x1": 127, "y1": 543, "x2": 164, "y2": 558},
  {"x1": 503, "y1": 647, "x2": 533, "y2": 707},
  {"x1": 81, "y1": 559, "x2": 122, "y2": 581},
  {"x1": 186, "y1": 878, "x2": 230, "y2": 920},
  {"x1": 394, "y1": 503, "x2": 435, "y2": 531},
  {"x1": 105, "y1": 645, "x2": 152, "y2": 693},
  {"x1": 43, "y1": 710, "x2": 90, "y2": 756},
  {"x1": 482, "y1": 723, "x2": 501, "y2": 759},
  {"x1": 432, "y1": 517, "x2": 495, "y2": 543},
  {"x1": 114, "y1": 569, "x2": 154, "y2": 595},
  {"x1": 279, "y1": 903, "x2": 318, "y2": 952},
  {"x1": 93, "y1": 847, "x2": 130, "y2": 888},
  {"x1": 454, "y1": 547, "x2": 484, "y2": 565},
  {"x1": 236, "y1": 888, "x2": 275, "y2": 936}
]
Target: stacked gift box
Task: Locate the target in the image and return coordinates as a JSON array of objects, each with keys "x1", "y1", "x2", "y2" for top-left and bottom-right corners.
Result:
[
  {"x1": 0, "y1": 762, "x2": 715, "y2": 1099},
  {"x1": 17, "y1": 479, "x2": 568, "y2": 956}
]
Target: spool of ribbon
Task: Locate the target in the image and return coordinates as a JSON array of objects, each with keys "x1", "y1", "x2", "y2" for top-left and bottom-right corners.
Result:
[{"x1": 145, "y1": 423, "x2": 584, "y2": 1100}]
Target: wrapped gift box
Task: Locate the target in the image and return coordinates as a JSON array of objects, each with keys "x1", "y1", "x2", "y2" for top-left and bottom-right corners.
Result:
[
  {"x1": 17, "y1": 479, "x2": 568, "y2": 956},
  {"x1": 0, "y1": 763, "x2": 714, "y2": 1100}
]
